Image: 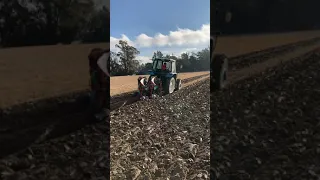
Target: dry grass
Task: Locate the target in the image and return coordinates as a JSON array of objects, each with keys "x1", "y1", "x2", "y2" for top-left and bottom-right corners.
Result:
[
  {"x1": 0, "y1": 30, "x2": 319, "y2": 108},
  {"x1": 216, "y1": 30, "x2": 320, "y2": 57},
  {"x1": 0, "y1": 43, "x2": 109, "y2": 108}
]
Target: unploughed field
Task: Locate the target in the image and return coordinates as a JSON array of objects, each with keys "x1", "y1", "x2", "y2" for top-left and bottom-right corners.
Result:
[
  {"x1": 110, "y1": 72, "x2": 209, "y2": 96},
  {"x1": 215, "y1": 30, "x2": 320, "y2": 56},
  {"x1": 0, "y1": 31, "x2": 319, "y2": 179},
  {"x1": 0, "y1": 30, "x2": 319, "y2": 108}
]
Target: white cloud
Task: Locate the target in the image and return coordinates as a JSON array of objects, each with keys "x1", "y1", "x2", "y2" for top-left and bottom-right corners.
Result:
[
  {"x1": 153, "y1": 33, "x2": 169, "y2": 47},
  {"x1": 179, "y1": 48, "x2": 199, "y2": 54},
  {"x1": 110, "y1": 23, "x2": 210, "y2": 51},
  {"x1": 110, "y1": 34, "x2": 135, "y2": 51},
  {"x1": 161, "y1": 47, "x2": 199, "y2": 57},
  {"x1": 136, "y1": 34, "x2": 153, "y2": 47}
]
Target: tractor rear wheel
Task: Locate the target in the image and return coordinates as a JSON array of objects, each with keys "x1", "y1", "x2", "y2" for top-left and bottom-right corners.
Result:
[
  {"x1": 212, "y1": 54, "x2": 228, "y2": 90},
  {"x1": 165, "y1": 77, "x2": 176, "y2": 94},
  {"x1": 175, "y1": 79, "x2": 182, "y2": 90}
]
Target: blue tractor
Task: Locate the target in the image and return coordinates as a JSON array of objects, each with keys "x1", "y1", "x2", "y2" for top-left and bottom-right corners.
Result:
[{"x1": 137, "y1": 57, "x2": 182, "y2": 98}]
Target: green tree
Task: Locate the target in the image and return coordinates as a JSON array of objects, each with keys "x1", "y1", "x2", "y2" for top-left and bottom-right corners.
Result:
[
  {"x1": 180, "y1": 52, "x2": 191, "y2": 72},
  {"x1": 152, "y1": 50, "x2": 164, "y2": 59},
  {"x1": 0, "y1": 0, "x2": 105, "y2": 47},
  {"x1": 115, "y1": 40, "x2": 140, "y2": 75},
  {"x1": 189, "y1": 54, "x2": 198, "y2": 71},
  {"x1": 196, "y1": 47, "x2": 210, "y2": 71},
  {"x1": 144, "y1": 63, "x2": 153, "y2": 70},
  {"x1": 110, "y1": 46, "x2": 210, "y2": 76},
  {"x1": 83, "y1": 5, "x2": 109, "y2": 42},
  {"x1": 156, "y1": 51, "x2": 164, "y2": 58},
  {"x1": 110, "y1": 51, "x2": 122, "y2": 76}
]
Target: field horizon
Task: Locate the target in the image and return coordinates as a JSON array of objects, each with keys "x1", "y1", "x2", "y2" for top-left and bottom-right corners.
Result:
[{"x1": 0, "y1": 30, "x2": 319, "y2": 108}]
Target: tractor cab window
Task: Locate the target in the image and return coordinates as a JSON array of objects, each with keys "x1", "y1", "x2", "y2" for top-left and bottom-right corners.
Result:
[
  {"x1": 153, "y1": 60, "x2": 171, "y2": 71},
  {"x1": 165, "y1": 62, "x2": 172, "y2": 71},
  {"x1": 153, "y1": 60, "x2": 163, "y2": 70},
  {"x1": 171, "y1": 61, "x2": 176, "y2": 73}
]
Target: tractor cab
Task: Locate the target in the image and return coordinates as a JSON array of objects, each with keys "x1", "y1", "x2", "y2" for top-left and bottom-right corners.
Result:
[{"x1": 150, "y1": 58, "x2": 177, "y2": 78}]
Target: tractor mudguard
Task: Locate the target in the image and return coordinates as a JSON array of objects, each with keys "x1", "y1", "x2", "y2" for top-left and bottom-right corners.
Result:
[
  {"x1": 149, "y1": 71, "x2": 155, "y2": 76},
  {"x1": 165, "y1": 73, "x2": 175, "y2": 78}
]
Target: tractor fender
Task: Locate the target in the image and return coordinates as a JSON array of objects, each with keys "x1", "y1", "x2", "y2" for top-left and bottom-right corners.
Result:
[{"x1": 165, "y1": 73, "x2": 175, "y2": 78}]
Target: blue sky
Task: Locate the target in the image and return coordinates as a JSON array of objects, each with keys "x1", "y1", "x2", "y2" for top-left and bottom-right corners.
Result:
[{"x1": 110, "y1": 0, "x2": 210, "y2": 64}]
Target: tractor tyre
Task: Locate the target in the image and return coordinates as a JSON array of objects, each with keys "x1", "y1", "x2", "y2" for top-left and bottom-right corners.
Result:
[
  {"x1": 175, "y1": 79, "x2": 182, "y2": 91},
  {"x1": 165, "y1": 77, "x2": 176, "y2": 94},
  {"x1": 212, "y1": 54, "x2": 228, "y2": 90}
]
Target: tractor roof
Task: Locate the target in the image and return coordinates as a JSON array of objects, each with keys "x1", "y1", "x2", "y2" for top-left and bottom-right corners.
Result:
[{"x1": 153, "y1": 58, "x2": 176, "y2": 62}]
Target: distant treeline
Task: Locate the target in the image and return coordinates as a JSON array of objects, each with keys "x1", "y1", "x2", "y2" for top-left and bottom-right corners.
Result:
[
  {"x1": 0, "y1": 0, "x2": 109, "y2": 48},
  {"x1": 213, "y1": 0, "x2": 320, "y2": 35},
  {"x1": 110, "y1": 40, "x2": 210, "y2": 76}
]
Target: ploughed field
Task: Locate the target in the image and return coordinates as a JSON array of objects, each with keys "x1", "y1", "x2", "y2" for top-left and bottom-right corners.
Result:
[
  {"x1": 211, "y1": 49, "x2": 320, "y2": 180},
  {"x1": 0, "y1": 31, "x2": 320, "y2": 179}
]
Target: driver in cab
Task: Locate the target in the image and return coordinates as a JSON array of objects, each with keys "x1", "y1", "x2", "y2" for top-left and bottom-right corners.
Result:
[{"x1": 161, "y1": 62, "x2": 167, "y2": 71}]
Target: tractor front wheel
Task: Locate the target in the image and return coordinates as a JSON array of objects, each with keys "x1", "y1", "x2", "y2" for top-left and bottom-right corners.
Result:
[
  {"x1": 212, "y1": 54, "x2": 228, "y2": 90},
  {"x1": 165, "y1": 77, "x2": 176, "y2": 94}
]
